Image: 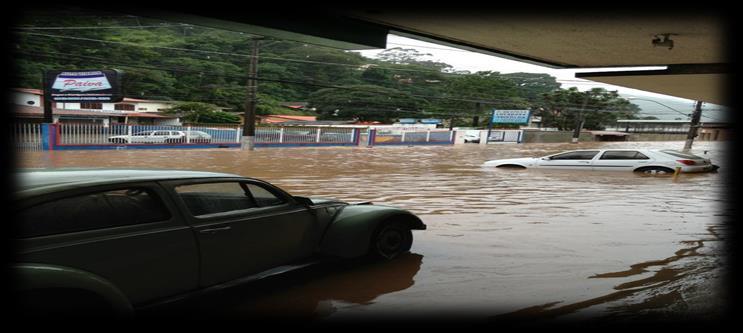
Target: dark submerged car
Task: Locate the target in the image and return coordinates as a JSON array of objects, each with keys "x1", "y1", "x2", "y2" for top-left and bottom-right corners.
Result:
[{"x1": 12, "y1": 169, "x2": 425, "y2": 317}]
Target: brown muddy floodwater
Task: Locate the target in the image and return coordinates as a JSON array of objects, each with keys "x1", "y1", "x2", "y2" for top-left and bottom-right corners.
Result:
[{"x1": 16, "y1": 141, "x2": 730, "y2": 322}]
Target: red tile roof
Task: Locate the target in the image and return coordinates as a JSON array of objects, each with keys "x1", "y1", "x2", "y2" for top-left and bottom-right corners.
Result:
[
  {"x1": 258, "y1": 115, "x2": 317, "y2": 123},
  {"x1": 13, "y1": 88, "x2": 43, "y2": 95}
]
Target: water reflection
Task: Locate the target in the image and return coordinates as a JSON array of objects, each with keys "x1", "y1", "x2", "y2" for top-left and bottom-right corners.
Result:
[
  {"x1": 238, "y1": 253, "x2": 423, "y2": 319},
  {"x1": 147, "y1": 253, "x2": 423, "y2": 319}
]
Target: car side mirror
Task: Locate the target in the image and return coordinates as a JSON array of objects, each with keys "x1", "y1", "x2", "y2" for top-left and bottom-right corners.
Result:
[{"x1": 294, "y1": 196, "x2": 314, "y2": 207}]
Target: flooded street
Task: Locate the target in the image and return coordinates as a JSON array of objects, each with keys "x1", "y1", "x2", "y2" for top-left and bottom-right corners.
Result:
[{"x1": 16, "y1": 141, "x2": 730, "y2": 322}]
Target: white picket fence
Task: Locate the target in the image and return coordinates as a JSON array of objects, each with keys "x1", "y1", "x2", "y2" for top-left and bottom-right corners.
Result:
[
  {"x1": 11, "y1": 123, "x2": 43, "y2": 152},
  {"x1": 373, "y1": 129, "x2": 455, "y2": 144},
  {"x1": 256, "y1": 126, "x2": 357, "y2": 144},
  {"x1": 57, "y1": 123, "x2": 242, "y2": 145}
]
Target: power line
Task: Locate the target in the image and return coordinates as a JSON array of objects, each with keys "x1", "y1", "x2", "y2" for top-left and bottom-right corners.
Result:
[
  {"x1": 13, "y1": 49, "x2": 656, "y2": 114},
  {"x1": 14, "y1": 49, "x2": 539, "y2": 106},
  {"x1": 16, "y1": 31, "x2": 569, "y2": 81},
  {"x1": 16, "y1": 40, "x2": 578, "y2": 105},
  {"x1": 13, "y1": 25, "x2": 193, "y2": 30}
]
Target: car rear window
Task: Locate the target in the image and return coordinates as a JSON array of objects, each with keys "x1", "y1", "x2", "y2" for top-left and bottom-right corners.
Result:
[
  {"x1": 661, "y1": 150, "x2": 704, "y2": 159},
  {"x1": 15, "y1": 188, "x2": 171, "y2": 238}
]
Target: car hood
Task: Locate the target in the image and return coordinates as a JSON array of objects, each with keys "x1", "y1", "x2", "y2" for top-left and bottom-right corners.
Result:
[{"x1": 483, "y1": 157, "x2": 538, "y2": 166}]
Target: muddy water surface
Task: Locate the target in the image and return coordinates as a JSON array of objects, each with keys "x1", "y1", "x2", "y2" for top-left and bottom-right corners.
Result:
[{"x1": 17, "y1": 141, "x2": 730, "y2": 321}]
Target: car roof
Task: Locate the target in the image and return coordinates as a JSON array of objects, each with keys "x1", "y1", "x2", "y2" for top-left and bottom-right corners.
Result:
[
  {"x1": 14, "y1": 169, "x2": 245, "y2": 199},
  {"x1": 555, "y1": 148, "x2": 659, "y2": 153}
]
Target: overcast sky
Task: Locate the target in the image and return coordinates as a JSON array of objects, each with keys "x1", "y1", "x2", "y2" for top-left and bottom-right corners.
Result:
[{"x1": 354, "y1": 34, "x2": 728, "y2": 121}]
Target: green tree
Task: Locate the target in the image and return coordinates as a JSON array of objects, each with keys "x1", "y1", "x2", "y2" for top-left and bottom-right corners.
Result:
[
  {"x1": 537, "y1": 87, "x2": 640, "y2": 130},
  {"x1": 308, "y1": 85, "x2": 428, "y2": 122}
]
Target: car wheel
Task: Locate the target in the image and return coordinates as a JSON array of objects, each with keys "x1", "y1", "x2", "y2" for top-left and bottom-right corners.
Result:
[
  {"x1": 496, "y1": 164, "x2": 526, "y2": 169},
  {"x1": 370, "y1": 221, "x2": 413, "y2": 260},
  {"x1": 635, "y1": 166, "x2": 675, "y2": 175}
]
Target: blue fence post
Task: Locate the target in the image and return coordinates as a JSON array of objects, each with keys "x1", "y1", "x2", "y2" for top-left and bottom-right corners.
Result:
[
  {"x1": 41, "y1": 123, "x2": 55, "y2": 151},
  {"x1": 367, "y1": 129, "x2": 376, "y2": 147}
]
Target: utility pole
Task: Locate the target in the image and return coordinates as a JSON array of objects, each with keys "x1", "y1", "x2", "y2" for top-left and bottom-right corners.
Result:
[
  {"x1": 486, "y1": 108, "x2": 495, "y2": 144},
  {"x1": 42, "y1": 73, "x2": 53, "y2": 123},
  {"x1": 242, "y1": 38, "x2": 262, "y2": 150},
  {"x1": 571, "y1": 92, "x2": 590, "y2": 143},
  {"x1": 683, "y1": 100, "x2": 703, "y2": 151},
  {"x1": 473, "y1": 102, "x2": 481, "y2": 127}
]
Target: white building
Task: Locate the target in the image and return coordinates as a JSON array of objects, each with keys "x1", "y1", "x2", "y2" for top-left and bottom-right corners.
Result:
[{"x1": 11, "y1": 88, "x2": 182, "y2": 125}]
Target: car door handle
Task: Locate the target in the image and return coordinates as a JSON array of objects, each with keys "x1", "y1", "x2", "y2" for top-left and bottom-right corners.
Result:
[{"x1": 199, "y1": 226, "x2": 232, "y2": 234}]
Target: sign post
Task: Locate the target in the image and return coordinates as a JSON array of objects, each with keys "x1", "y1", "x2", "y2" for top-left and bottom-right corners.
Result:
[{"x1": 487, "y1": 109, "x2": 531, "y2": 143}]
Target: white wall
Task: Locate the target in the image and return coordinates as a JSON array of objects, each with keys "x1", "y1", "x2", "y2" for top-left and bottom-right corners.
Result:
[
  {"x1": 133, "y1": 102, "x2": 174, "y2": 112},
  {"x1": 12, "y1": 92, "x2": 41, "y2": 107},
  {"x1": 155, "y1": 118, "x2": 182, "y2": 126}
]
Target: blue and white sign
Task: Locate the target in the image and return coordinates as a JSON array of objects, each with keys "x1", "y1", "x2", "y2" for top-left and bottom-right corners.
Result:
[
  {"x1": 45, "y1": 69, "x2": 123, "y2": 102},
  {"x1": 491, "y1": 109, "x2": 531, "y2": 124}
]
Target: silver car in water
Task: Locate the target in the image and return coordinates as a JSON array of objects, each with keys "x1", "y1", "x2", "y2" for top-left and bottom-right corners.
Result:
[{"x1": 484, "y1": 149, "x2": 719, "y2": 174}]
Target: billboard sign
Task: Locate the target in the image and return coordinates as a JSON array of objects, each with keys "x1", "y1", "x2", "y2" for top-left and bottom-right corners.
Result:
[
  {"x1": 491, "y1": 109, "x2": 531, "y2": 124},
  {"x1": 45, "y1": 69, "x2": 123, "y2": 102}
]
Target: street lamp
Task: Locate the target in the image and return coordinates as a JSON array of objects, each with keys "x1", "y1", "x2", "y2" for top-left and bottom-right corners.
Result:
[
  {"x1": 627, "y1": 97, "x2": 702, "y2": 151},
  {"x1": 626, "y1": 97, "x2": 691, "y2": 119}
]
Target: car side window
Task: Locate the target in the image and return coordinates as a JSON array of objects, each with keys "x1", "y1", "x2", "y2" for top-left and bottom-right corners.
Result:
[
  {"x1": 600, "y1": 151, "x2": 650, "y2": 160},
  {"x1": 246, "y1": 183, "x2": 286, "y2": 207},
  {"x1": 15, "y1": 188, "x2": 171, "y2": 239},
  {"x1": 549, "y1": 151, "x2": 600, "y2": 160},
  {"x1": 175, "y1": 182, "x2": 256, "y2": 217}
]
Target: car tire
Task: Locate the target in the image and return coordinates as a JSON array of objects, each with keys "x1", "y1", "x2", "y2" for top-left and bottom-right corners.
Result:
[
  {"x1": 635, "y1": 166, "x2": 675, "y2": 175},
  {"x1": 369, "y1": 221, "x2": 413, "y2": 260}
]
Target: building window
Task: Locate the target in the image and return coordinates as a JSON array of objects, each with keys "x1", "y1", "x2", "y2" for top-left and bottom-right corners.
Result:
[
  {"x1": 138, "y1": 107, "x2": 148, "y2": 111},
  {"x1": 115, "y1": 103, "x2": 135, "y2": 111},
  {"x1": 80, "y1": 102, "x2": 103, "y2": 109}
]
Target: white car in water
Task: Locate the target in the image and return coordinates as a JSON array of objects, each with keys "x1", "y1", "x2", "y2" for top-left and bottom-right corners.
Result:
[
  {"x1": 108, "y1": 130, "x2": 185, "y2": 144},
  {"x1": 108, "y1": 130, "x2": 212, "y2": 144},
  {"x1": 483, "y1": 149, "x2": 719, "y2": 174}
]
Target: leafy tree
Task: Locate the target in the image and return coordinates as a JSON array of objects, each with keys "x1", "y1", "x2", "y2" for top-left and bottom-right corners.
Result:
[
  {"x1": 12, "y1": 10, "x2": 599, "y2": 128},
  {"x1": 308, "y1": 85, "x2": 428, "y2": 122},
  {"x1": 537, "y1": 87, "x2": 640, "y2": 130}
]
